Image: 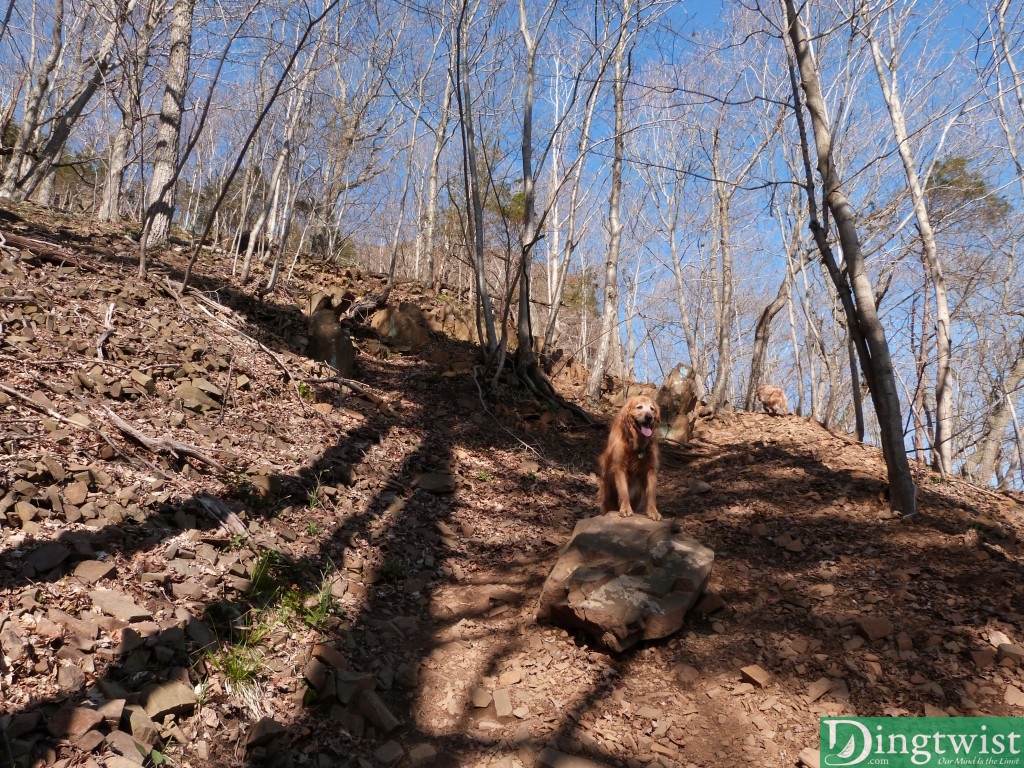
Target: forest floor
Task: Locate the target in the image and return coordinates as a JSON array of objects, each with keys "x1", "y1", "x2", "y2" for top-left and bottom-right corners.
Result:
[{"x1": 2, "y1": 202, "x2": 1024, "y2": 768}]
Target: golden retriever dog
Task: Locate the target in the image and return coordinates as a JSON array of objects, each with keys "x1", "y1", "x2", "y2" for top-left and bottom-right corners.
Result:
[
  {"x1": 598, "y1": 396, "x2": 661, "y2": 520},
  {"x1": 756, "y1": 385, "x2": 788, "y2": 415}
]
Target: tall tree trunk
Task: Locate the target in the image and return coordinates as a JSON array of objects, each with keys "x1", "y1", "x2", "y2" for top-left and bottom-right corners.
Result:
[
  {"x1": 142, "y1": 0, "x2": 194, "y2": 253},
  {"x1": 668, "y1": 215, "x2": 707, "y2": 401},
  {"x1": 0, "y1": 0, "x2": 63, "y2": 200},
  {"x1": 99, "y1": 122, "x2": 135, "y2": 222},
  {"x1": 909, "y1": 272, "x2": 932, "y2": 462},
  {"x1": 708, "y1": 142, "x2": 735, "y2": 410},
  {"x1": 587, "y1": 0, "x2": 633, "y2": 402},
  {"x1": 240, "y1": 83, "x2": 308, "y2": 284},
  {"x1": 454, "y1": 0, "x2": 497, "y2": 354},
  {"x1": 541, "y1": 72, "x2": 601, "y2": 352},
  {"x1": 423, "y1": 71, "x2": 453, "y2": 291},
  {"x1": 0, "y1": 0, "x2": 16, "y2": 47},
  {"x1": 513, "y1": 0, "x2": 557, "y2": 396},
  {"x1": 847, "y1": 333, "x2": 864, "y2": 440},
  {"x1": 784, "y1": 0, "x2": 917, "y2": 516},
  {"x1": 786, "y1": 263, "x2": 804, "y2": 415},
  {"x1": 861, "y1": 9, "x2": 953, "y2": 474},
  {"x1": 99, "y1": 0, "x2": 162, "y2": 222}
]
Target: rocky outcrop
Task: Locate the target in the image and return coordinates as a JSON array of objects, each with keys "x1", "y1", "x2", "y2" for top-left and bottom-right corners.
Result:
[
  {"x1": 656, "y1": 363, "x2": 699, "y2": 443},
  {"x1": 536, "y1": 514, "x2": 714, "y2": 652},
  {"x1": 308, "y1": 309, "x2": 356, "y2": 378},
  {"x1": 423, "y1": 301, "x2": 477, "y2": 344}
]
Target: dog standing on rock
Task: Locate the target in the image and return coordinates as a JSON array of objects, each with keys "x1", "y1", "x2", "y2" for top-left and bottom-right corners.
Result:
[{"x1": 598, "y1": 395, "x2": 662, "y2": 520}]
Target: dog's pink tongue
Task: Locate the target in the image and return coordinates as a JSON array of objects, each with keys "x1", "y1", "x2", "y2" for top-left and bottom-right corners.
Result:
[{"x1": 641, "y1": 426, "x2": 653, "y2": 437}]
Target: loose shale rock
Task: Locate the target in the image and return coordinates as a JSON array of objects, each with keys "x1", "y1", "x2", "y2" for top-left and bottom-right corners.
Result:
[
  {"x1": 142, "y1": 680, "x2": 197, "y2": 720},
  {"x1": 536, "y1": 514, "x2": 714, "y2": 652},
  {"x1": 46, "y1": 706, "x2": 103, "y2": 739},
  {"x1": 89, "y1": 590, "x2": 151, "y2": 622}
]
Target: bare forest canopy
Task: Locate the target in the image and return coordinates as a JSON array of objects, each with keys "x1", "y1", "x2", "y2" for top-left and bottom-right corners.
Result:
[{"x1": 2, "y1": 0, "x2": 1024, "y2": 492}]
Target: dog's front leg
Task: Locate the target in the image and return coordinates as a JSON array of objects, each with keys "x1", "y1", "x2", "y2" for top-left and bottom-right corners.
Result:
[
  {"x1": 614, "y1": 469, "x2": 634, "y2": 516},
  {"x1": 644, "y1": 469, "x2": 660, "y2": 521}
]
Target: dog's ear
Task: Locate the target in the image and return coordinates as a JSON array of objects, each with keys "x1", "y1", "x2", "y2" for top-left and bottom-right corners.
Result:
[
  {"x1": 653, "y1": 401, "x2": 661, "y2": 425},
  {"x1": 620, "y1": 396, "x2": 637, "y2": 418},
  {"x1": 623, "y1": 408, "x2": 638, "y2": 435}
]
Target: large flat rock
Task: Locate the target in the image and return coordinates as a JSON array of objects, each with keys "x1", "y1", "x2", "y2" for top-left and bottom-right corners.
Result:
[{"x1": 537, "y1": 514, "x2": 714, "y2": 652}]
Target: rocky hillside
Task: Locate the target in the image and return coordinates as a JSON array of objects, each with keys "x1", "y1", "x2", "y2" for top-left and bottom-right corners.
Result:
[{"x1": 1, "y1": 203, "x2": 1024, "y2": 768}]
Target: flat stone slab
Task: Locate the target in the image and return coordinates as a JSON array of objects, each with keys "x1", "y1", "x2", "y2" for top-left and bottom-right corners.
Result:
[
  {"x1": 537, "y1": 514, "x2": 714, "y2": 652},
  {"x1": 142, "y1": 680, "x2": 198, "y2": 720},
  {"x1": 47, "y1": 705, "x2": 104, "y2": 739},
  {"x1": 26, "y1": 542, "x2": 71, "y2": 573},
  {"x1": 74, "y1": 559, "x2": 117, "y2": 583},
  {"x1": 90, "y1": 590, "x2": 151, "y2": 622}
]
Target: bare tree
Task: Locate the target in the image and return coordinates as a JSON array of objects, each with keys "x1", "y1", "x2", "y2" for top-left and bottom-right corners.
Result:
[
  {"x1": 511, "y1": 0, "x2": 558, "y2": 393},
  {"x1": 705, "y1": 103, "x2": 781, "y2": 410},
  {"x1": 856, "y1": 0, "x2": 964, "y2": 474},
  {"x1": 99, "y1": 0, "x2": 166, "y2": 221},
  {"x1": 632, "y1": 94, "x2": 708, "y2": 398},
  {"x1": 3, "y1": 0, "x2": 141, "y2": 202},
  {"x1": 141, "y1": 0, "x2": 194, "y2": 253},
  {"x1": 539, "y1": 49, "x2": 605, "y2": 354},
  {"x1": 587, "y1": 0, "x2": 636, "y2": 402},
  {"x1": 961, "y1": 0, "x2": 1024, "y2": 484},
  {"x1": 179, "y1": 0, "x2": 344, "y2": 293},
  {"x1": 453, "y1": 0, "x2": 498, "y2": 354},
  {"x1": 783, "y1": 0, "x2": 917, "y2": 515},
  {"x1": 0, "y1": 0, "x2": 65, "y2": 200},
  {"x1": 240, "y1": 62, "x2": 317, "y2": 284},
  {"x1": 0, "y1": 0, "x2": 15, "y2": 47},
  {"x1": 421, "y1": 69, "x2": 454, "y2": 290},
  {"x1": 745, "y1": 247, "x2": 806, "y2": 411}
]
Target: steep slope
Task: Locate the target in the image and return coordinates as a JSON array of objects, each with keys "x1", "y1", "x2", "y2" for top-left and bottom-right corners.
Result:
[{"x1": 1, "y1": 204, "x2": 1023, "y2": 768}]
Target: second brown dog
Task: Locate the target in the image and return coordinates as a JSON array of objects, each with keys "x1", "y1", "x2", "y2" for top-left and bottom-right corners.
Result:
[
  {"x1": 598, "y1": 395, "x2": 661, "y2": 520},
  {"x1": 756, "y1": 385, "x2": 788, "y2": 415}
]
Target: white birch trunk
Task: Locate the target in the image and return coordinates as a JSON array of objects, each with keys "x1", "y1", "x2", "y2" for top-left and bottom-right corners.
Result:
[
  {"x1": 143, "y1": 0, "x2": 194, "y2": 250},
  {"x1": 861, "y1": 8, "x2": 954, "y2": 474}
]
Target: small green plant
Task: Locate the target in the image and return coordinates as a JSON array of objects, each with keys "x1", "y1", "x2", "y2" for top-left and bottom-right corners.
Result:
[
  {"x1": 302, "y1": 580, "x2": 342, "y2": 629},
  {"x1": 297, "y1": 381, "x2": 314, "y2": 401},
  {"x1": 248, "y1": 549, "x2": 290, "y2": 599},
  {"x1": 306, "y1": 475, "x2": 325, "y2": 511},
  {"x1": 475, "y1": 470, "x2": 493, "y2": 482},
  {"x1": 278, "y1": 578, "x2": 342, "y2": 630},
  {"x1": 306, "y1": 520, "x2": 323, "y2": 536},
  {"x1": 209, "y1": 644, "x2": 263, "y2": 690},
  {"x1": 230, "y1": 606, "x2": 274, "y2": 646}
]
